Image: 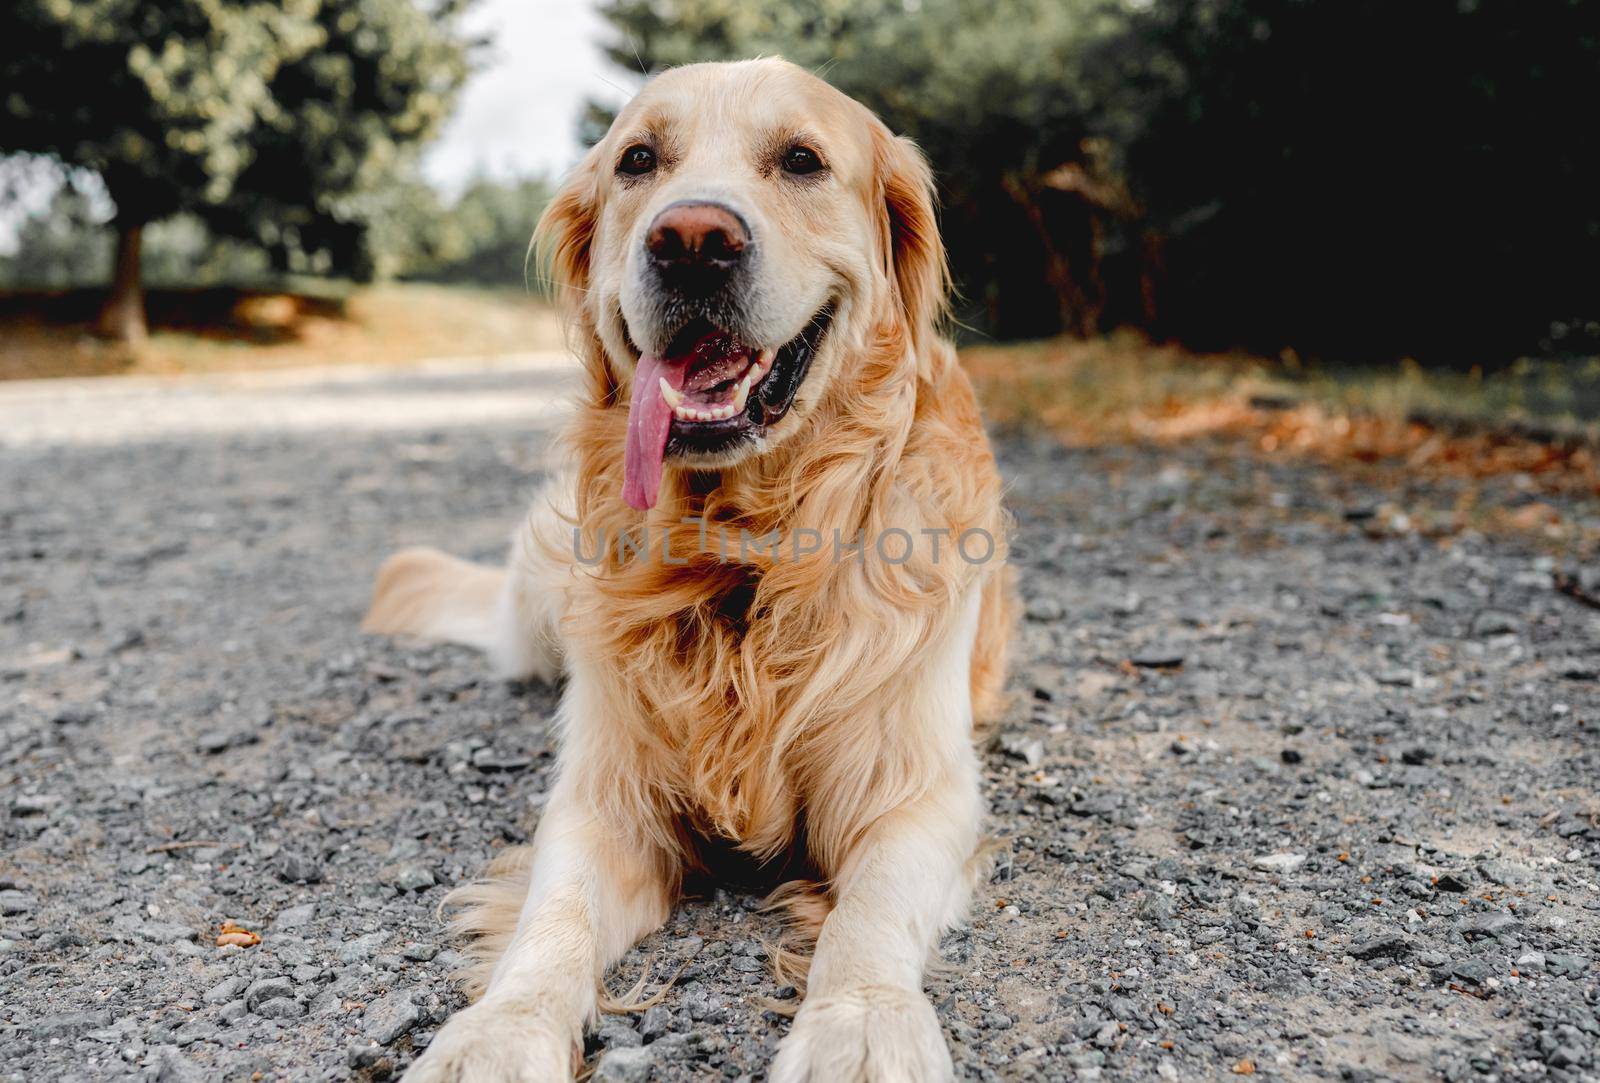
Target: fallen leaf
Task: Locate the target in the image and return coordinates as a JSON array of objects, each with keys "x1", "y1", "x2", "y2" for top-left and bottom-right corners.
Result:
[{"x1": 216, "y1": 920, "x2": 260, "y2": 948}]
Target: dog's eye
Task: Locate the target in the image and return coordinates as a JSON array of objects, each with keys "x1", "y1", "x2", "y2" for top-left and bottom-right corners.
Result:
[
  {"x1": 781, "y1": 146, "x2": 824, "y2": 176},
  {"x1": 618, "y1": 145, "x2": 656, "y2": 176}
]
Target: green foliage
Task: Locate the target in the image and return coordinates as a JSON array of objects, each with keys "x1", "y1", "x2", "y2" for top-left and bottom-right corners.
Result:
[
  {"x1": 367, "y1": 176, "x2": 552, "y2": 285},
  {"x1": 1, "y1": 0, "x2": 323, "y2": 223},
  {"x1": 0, "y1": 0, "x2": 472, "y2": 277},
  {"x1": 597, "y1": 0, "x2": 1600, "y2": 364},
  {"x1": 1096, "y1": 0, "x2": 1600, "y2": 364},
  {"x1": 0, "y1": 164, "x2": 547, "y2": 290},
  {"x1": 204, "y1": 0, "x2": 476, "y2": 278},
  {"x1": 596, "y1": 0, "x2": 1129, "y2": 338}
]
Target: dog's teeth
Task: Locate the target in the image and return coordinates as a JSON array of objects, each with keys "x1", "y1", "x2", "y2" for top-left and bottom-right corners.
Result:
[
  {"x1": 659, "y1": 378, "x2": 684, "y2": 409},
  {"x1": 730, "y1": 371, "x2": 753, "y2": 412}
]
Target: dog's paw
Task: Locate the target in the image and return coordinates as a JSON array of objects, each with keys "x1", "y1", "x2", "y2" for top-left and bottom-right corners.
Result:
[
  {"x1": 769, "y1": 985, "x2": 953, "y2": 1083},
  {"x1": 403, "y1": 1001, "x2": 577, "y2": 1083}
]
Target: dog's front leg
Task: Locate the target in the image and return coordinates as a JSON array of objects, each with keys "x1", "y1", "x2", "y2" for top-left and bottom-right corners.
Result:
[
  {"x1": 771, "y1": 766, "x2": 981, "y2": 1083},
  {"x1": 406, "y1": 769, "x2": 674, "y2": 1082}
]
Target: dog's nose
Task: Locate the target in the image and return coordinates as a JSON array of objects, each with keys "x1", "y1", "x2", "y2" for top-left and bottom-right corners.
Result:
[{"x1": 645, "y1": 202, "x2": 748, "y2": 293}]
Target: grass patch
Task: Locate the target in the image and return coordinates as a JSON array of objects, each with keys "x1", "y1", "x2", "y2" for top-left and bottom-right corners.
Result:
[
  {"x1": 964, "y1": 333, "x2": 1600, "y2": 507},
  {"x1": 964, "y1": 332, "x2": 1600, "y2": 444},
  {"x1": 0, "y1": 282, "x2": 563, "y2": 381}
]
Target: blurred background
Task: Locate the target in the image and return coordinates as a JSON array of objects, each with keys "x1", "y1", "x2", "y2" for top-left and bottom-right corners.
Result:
[{"x1": 2, "y1": 0, "x2": 1598, "y2": 438}]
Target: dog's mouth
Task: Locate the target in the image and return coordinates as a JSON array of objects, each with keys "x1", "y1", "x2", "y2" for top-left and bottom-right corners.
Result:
[{"x1": 622, "y1": 305, "x2": 833, "y2": 511}]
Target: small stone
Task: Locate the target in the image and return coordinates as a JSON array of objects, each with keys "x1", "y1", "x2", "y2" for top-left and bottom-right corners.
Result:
[
  {"x1": 1469, "y1": 610, "x2": 1518, "y2": 637},
  {"x1": 272, "y1": 903, "x2": 316, "y2": 930},
  {"x1": 1478, "y1": 860, "x2": 1532, "y2": 887},
  {"x1": 276, "y1": 851, "x2": 323, "y2": 884},
  {"x1": 254, "y1": 996, "x2": 305, "y2": 1020},
  {"x1": 203, "y1": 976, "x2": 247, "y2": 1005},
  {"x1": 365, "y1": 992, "x2": 421, "y2": 1045},
  {"x1": 471, "y1": 747, "x2": 534, "y2": 772},
  {"x1": 338, "y1": 930, "x2": 389, "y2": 964},
  {"x1": 593, "y1": 1045, "x2": 653, "y2": 1083},
  {"x1": 1515, "y1": 950, "x2": 1546, "y2": 973},
  {"x1": 1556, "y1": 658, "x2": 1600, "y2": 680},
  {"x1": 1458, "y1": 912, "x2": 1520, "y2": 940},
  {"x1": 391, "y1": 863, "x2": 436, "y2": 892},
  {"x1": 11, "y1": 793, "x2": 63, "y2": 815},
  {"x1": 1130, "y1": 646, "x2": 1184, "y2": 668},
  {"x1": 597, "y1": 1020, "x2": 642, "y2": 1049},
  {"x1": 196, "y1": 729, "x2": 257, "y2": 754},
  {"x1": 1252, "y1": 853, "x2": 1307, "y2": 874},
  {"x1": 997, "y1": 731, "x2": 1044, "y2": 768},
  {"x1": 347, "y1": 1044, "x2": 385, "y2": 1070},
  {"x1": 1024, "y1": 596, "x2": 1065, "y2": 622},
  {"x1": 681, "y1": 986, "x2": 726, "y2": 1023},
  {"x1": 402, "y1": 941, "x2": 438, "y2": 962},
  {"x1": 0, "y1": 890, "x2": 36, "y2": 915},
  {"x1": 1545, "y1": 953, "x2": 1591, "y2": 978},
  {"x1": 1549, "y1": 1046, "x2": 1587, "y2": 1070},
  {"x1": 1137, "y1": 892, "x2": 1174, "y2": 926},
  {"x1": 245, "y1": 977, "x2": 295, "y2": 1011},
  {"x1": 1349, "y1": 934, "x2": 1410, "y2": 961},
  {"x1": 639, "y1": 1005, "x2": 672, "y2": 1041},
  {"x1": 152, "y1": 1045, "x2": 207, "y2": 1083},
  {"x1": 1280, "y1": 749, "x2": 1302, "y2": 765},
  {"x1": 31, "y1": 1010, "x2": 113, "y2": 1038}
]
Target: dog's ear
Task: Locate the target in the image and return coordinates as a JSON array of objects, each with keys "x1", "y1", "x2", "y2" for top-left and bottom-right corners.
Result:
[
  {"x1": 532, "y1": 144, "x2": 604, "y2": 311},
  {"x1": 874, "y1": 128, "x2": 950, "y2": 355}
]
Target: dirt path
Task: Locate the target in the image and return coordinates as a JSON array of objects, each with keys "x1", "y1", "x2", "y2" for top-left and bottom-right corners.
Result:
[{"x1": 2, "y1": 360, "x2": 1596, "y2": 1082}]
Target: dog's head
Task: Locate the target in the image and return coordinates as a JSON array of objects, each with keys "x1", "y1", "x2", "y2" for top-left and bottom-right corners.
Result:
[{"x1": 537, "y1": 58, "x2": 948, "y2": 510}]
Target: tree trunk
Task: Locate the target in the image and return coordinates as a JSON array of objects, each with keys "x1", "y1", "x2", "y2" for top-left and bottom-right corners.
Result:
[
  {"x1": 1001, "y1": 173, "x2": 1096, "y2": 338},
  {"x1": 95, "y1": 223, "x2": 147, "y2": 345}
]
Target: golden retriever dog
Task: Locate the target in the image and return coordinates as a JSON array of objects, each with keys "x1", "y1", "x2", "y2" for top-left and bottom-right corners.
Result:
[{"x1": 363, "y1": 58, "x2": 1013, "y2": 1082}]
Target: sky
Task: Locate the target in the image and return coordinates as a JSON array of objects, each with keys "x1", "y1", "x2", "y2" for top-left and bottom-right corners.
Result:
[{"x1": 421, "y1": 0, "x2": 631, "y2": 196}]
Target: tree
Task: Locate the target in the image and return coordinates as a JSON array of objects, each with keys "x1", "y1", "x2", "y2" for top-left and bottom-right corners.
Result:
[
  {"x1": 0, "y1": 0, "x2": 471, "y2": 342},
  {"x1": 594, "y1": 0, "x2": 1131, "y2": 339},
  {"x1": 597, "y1": 0, "x2": 1600, "y2": 363},
  {"x1": 358, "y1": 174, "x2": 552, "y2": 284},
  {"x1": 1093, "y1": 0, "x2": 1600, "y2": 363},
  {"x1": 203, "y1": 0, "x2": 474, "y2": 282}
]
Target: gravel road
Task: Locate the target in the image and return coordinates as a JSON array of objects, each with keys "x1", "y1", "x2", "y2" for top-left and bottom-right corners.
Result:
[{"x1": 2, "y1": 360, "x2": 1597, "y2": 1083}]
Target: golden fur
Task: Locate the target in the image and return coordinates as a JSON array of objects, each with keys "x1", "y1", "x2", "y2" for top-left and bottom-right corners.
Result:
[{"x1": 367, "y1": 58, "x2": 1014, "y2": 1082}]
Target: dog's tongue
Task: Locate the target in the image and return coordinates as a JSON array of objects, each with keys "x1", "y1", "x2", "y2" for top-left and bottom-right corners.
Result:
[{"x1": 623, "y1": 353, "x2": 685, "y2": 511}]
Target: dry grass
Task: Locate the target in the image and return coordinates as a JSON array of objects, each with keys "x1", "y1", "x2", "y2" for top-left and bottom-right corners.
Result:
[
  {"x1": 0, "y1": 283, "x2": 563, "y2": 381},
  {"x1": 964, "y1": 333, "x2": 1600, "y2": 501}
]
